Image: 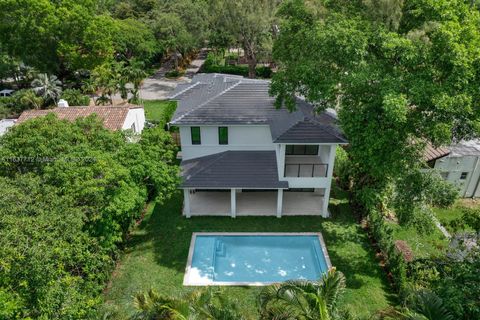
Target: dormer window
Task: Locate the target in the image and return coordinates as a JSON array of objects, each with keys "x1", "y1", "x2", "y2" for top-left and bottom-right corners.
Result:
[{"x1": 191, "y1": 127, "x2": 201, "y2": 145}]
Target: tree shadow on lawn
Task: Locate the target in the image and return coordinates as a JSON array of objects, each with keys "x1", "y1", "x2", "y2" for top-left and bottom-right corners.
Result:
[{"x1": 125, "y1": 189, "x2": 396, "y2": 306}]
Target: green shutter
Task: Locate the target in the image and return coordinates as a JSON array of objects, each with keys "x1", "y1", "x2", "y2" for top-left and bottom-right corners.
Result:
[
  {"x1": 218, "y1": 127, "x2": 228, "y2": 145},
  {"x1": 191, "y1": 127, "x2": 201, "y2": 145}
]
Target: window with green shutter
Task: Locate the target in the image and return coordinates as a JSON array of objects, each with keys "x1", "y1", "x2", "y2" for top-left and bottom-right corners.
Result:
[
  {"x1": 191, "y1": 127, "x2": 201, "y2": 145},
  {"x1": 218, "y1": 127, "x2": 228, "y2": 145}
]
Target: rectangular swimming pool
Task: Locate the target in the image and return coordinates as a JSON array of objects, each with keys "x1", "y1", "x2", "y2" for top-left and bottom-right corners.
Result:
[{"x1": 184, "y1": 233, "x2": 331, "y2": 286}]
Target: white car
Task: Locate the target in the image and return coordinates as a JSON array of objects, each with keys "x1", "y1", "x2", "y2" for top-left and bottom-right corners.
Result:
[{"x1": 0, "y1": 89, "x2": 14, "y2": 97}]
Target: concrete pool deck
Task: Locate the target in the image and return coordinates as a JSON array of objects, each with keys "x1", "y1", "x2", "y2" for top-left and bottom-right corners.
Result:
[{"x1": 183, "y1": 232, "x2": 332, "y2": 286}]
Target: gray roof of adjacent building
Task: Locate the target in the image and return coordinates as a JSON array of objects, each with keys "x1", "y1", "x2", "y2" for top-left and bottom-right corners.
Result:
[
  {"x1": 0, "y1": 119, "x2": 16, "y2": 136},
  {"x1": 169, "y1": 73, "x2": 347, "y2": 144},
  {"x1": 180, "y1": 150, "x2": 289, "y2": 189},
  {"x1": 449, "y1": 139, "x2": 480, "y2": 157}
]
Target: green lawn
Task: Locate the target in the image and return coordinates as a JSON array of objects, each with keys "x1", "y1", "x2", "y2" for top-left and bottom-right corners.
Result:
[
  {"x1": 390, "y1": 223, "x2": 448, "y2": 259},
  {"x1": 100, "y1": 186, "x2": 394, "y2": 319},
  {"x1": 433, "y1": 200, "x2": 476, "y2": 233},
  {"x1": 143, "y1": 100, "x2": 177, "y2": 125}
]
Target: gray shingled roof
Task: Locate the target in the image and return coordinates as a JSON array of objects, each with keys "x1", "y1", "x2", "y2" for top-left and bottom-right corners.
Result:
[
  {"x1": 169, "y1": 74, "x2": 347, "y2": 144},
  {"x1": 181, "y1": 151, "x2": 289, "y2": 188},
  {"x1": 274, "y1": 118, "x2": 346, "y2": 143}
]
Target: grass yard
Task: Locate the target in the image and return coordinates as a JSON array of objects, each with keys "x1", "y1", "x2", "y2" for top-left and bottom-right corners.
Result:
[
  {"x1": 433, "y1": 199, "x2": 477, "y2": 233},
  {"x1": 143, "y1": 100, "x2": 177, "y2": 125},
  {"x1": 390, "y1": 223, "x2": 448, "y2": 259},
  {"x1": 101, "y1": 186, "x2": 395, "y2": 319}
]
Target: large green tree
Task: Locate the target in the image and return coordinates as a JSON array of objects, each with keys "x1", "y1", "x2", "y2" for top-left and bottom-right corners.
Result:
[
  {"x1": 210, "y1": 0, "x2": 280, "y2": 78},
  {"x1": 0, "y1": 174, "x2": 110, "y2": 319},
  {"x1": 271, "y1": 0, "x2": 480, "y2": 227},
  {"x1": 0, "y1": 115, "x2": 178, "y2": 318},
  {"x1": 0, "y1": 0, "x2": 118, "y2": 76},
  {"x1": 0, "y1": 114, "x2": 178, "y2": 249}
]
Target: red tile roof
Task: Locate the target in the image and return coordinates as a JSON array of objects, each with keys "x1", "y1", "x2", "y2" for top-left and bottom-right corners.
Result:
[
  {"x1": 424, "y1": 142, "x2": 450, "y2": 162},
  {"x1": 17, "y1": 105, "x2": 142, "y2": 130}
]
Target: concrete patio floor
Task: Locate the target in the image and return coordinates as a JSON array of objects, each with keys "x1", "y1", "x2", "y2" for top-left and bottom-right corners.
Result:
[{"x1": 187, "y1": 191, "x2": 324, "y2": 216}]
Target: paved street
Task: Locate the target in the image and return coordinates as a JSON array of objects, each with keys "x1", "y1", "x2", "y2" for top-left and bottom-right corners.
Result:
[{"x1": 139, "y1": 50, "x2": 207, "y2": 100}]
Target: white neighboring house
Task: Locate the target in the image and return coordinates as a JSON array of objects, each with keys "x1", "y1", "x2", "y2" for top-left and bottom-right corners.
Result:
[
  {"x1": 169, "y1": 74, "x2": 348, "y2": 218},
  {"x1": 0, "y1": 89, "x2": 14, "y2": 97},
  {"x1": 16, "y1": 104, "x2": 145, "y2": 134},
  {"x1": 427, "y1": 140, "x2": 480, "y2": 198},
  {"x1": 0, "y1": 119, "x2": 16, "y2": 136}
]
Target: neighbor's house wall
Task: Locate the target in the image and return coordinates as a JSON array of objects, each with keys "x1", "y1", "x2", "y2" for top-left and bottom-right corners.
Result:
[
  {"x1": 434, "y1": 155, "x2": 480, "y2": 198},
  {"x1": 179, "y1": 125, "x2": 275, "y2": 160},
  {"x1": 122, "y1": 108, "x2": 145, "y2": 133}
]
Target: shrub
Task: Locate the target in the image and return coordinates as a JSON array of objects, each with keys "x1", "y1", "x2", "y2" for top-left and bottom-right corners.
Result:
[
  {"x1": 334, "y1": 147, "x2": 351, "y2": 189},
  {"x1": 255, "y1": 66, "x2": 273, "y2": 78},
  {"x1": 61, "y1": 88, "x2": 90, "y2": 106},
  {"x1": 165, "y1": 70, "x2": 185, "y2": 78},
  {"x1": 408, "y1": 247, "x2": 480, "y2": 320},
  {"x1": 0, "y1": 115, "x2": 179, "y2": 318},
  {"x1": 368, "y1": 209, "x2": 408, "y2": 291},
  {"x1": 202, "y1": 52, "x2": 273, "y2": 78},
  {"x1": 0, "y1": 89, "x2": 45, "y2": 117}
]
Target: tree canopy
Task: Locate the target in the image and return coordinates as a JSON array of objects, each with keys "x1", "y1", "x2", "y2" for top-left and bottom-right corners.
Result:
[
  {"x1": 0, "y1": 115, "x2": 178, "y2": 318},
  {"x1": 271, "y1": 0, "x2": 480, "y2": 228}
]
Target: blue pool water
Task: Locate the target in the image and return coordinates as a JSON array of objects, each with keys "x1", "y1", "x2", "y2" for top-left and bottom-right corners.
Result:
[{"x1": 185, "y1": 234, "x2": 330, "y2": 285}]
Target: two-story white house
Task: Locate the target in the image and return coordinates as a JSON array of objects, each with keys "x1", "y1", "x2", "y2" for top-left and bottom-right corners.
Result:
[{"x1": 169, "y1": 74, "x2": 347, "y2": 218}]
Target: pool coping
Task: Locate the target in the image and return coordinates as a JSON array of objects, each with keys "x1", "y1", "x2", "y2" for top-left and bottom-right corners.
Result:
[{"x1": 183, "y1": 232, "x2": 332, "y2": 286}]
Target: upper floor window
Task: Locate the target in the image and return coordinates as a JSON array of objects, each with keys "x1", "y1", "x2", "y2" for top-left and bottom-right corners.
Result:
[
  {"x1": 191, "y1": 127, "x2": 201, "y2": 145},
  {"x1": 218, "y1": 127, "x2": 228, "y2": 145},
  {"x1": 460, "y1": 172, "x2": 468, "y2": 180},
  {"x1": 286, "y1": 145, "x2": 319, "y2": 155}
]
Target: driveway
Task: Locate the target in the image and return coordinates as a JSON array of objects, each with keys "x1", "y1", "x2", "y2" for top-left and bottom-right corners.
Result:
[{"x1": 139, "y1": 50, "x2": 207, "y2": 100}]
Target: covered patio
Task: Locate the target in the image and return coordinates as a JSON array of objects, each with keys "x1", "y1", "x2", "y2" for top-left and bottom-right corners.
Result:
[
  {"x1": 180, "y1": 150, "x2": 327, "y2": 218},
  {"x1": 185, "y1": 190, "x2": 324, "y2": 217}
]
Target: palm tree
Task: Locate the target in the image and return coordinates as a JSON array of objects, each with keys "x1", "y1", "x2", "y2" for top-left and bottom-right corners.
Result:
[
  {"x1": 258, "y1": 268, "x2": 346, "y2": 320},
  {"x1": 124, "y1": 61, "x2": 147, "y2": 104},
  {"x1": 188, "y1": 288, "x2": 245, "y2": 320},
  {"x1": 400, "y1": 290, "x2": 453, "y2": 320},
  {"x1": 131, "y1": 289, "x2": 189, "y2": 320},
  {"x1": 19, "y1": 89, "x2": 43, "y2": 109},
  {"x1": 130, "y1": 288, "x2": 244, "y2": 320},
  {"x1": 31, "y1": 73, "x2": 62, "y2": 105}
]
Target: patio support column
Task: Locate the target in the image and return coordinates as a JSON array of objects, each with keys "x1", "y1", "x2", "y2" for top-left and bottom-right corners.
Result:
[
  {"x1": 322, "y1": 145, "x2": 337, "y2": 218},
  {"x1": 277, "y1": 189, "x2": 283, "y2": 218},
  {"x1": 183, "y1": 189, "x2": 191, "y2": 218},
  {"x1": 231, "y1": 188, "x2": 236, "y2": 218}
]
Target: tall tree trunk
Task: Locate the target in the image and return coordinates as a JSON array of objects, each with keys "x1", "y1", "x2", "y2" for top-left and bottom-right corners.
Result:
[
  {"x1": 247, "y1": 57, "x2": 256, "y2": 78},
  {"x1": 245, "y1": 50, "x2": 256, "y2": 79}
]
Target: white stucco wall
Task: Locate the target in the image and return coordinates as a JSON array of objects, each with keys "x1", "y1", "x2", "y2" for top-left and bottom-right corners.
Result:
[
  {"x1": 434, "y1": 155, "x2": 480, "y2": 197},
  {"x1": 179, "y1": 125, "x2": 275, "y2": 160},
  {"x1": 122, "y1": 108, "x2": 145, "y2": 133}
]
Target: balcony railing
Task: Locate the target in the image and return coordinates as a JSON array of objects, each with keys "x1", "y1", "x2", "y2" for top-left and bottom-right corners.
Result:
[{"x1": 284, "y1": 163, "x2": 329, "y2": 178}]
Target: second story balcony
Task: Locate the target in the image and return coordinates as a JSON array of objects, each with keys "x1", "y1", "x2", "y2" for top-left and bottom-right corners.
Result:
[{"x1": 284, "y1": 156, "x2": 329, "y2": 178}]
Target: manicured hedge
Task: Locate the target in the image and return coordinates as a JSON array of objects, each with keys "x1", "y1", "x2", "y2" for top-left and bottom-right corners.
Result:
[{"x1": 201, "y1": 53, "x2": 273, "y2": 78}]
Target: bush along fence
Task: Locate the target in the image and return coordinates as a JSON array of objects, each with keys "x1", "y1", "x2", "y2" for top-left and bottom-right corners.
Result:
[
  {"x1": 367, "y1": 209, "x2": 408, "y2": 292},
  {"x1": 200, "y1": 53, "x2": 272, "y2": 78}
]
